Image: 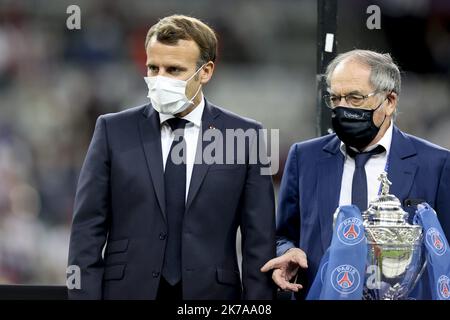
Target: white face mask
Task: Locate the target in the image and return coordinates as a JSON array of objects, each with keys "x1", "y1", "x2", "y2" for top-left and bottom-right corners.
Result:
[{"x1": 144, "y1": 65, "x2": 204, "y2": 115}]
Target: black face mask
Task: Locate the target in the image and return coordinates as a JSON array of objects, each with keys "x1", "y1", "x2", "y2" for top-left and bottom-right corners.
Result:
[{"x1": 331, "y1": 102, "x2": 386, "y2": 150}]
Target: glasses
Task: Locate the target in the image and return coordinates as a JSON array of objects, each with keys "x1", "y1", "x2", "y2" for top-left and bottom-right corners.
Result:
[{"x1": 323, "y1": 91, "x2": 379, "y2": 109}]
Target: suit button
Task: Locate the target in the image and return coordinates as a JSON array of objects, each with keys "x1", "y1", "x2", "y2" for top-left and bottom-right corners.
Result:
[
  {"x1": 152, "y1": 271, "x2": 160, "y2": 278},
  {"x1": 159, "y1": 233, "x2": 166, "y2": 240}
]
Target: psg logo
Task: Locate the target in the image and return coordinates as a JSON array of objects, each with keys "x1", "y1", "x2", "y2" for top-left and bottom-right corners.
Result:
[
  {"x1": 426, "y1": 228, "x2": 447, "y2": 256},
  {"x1": 437, "y1": 275, "x2": 450, "y2": 300},
  {"x1": 331, "y1": 265, "x2": 360, "y2": 294},
  {"x1": 337, "y1": 217, "x2": 365, "y2": 245}
]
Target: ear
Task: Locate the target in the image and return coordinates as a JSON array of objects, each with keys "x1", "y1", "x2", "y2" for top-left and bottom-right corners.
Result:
[
  {"x1": 199, "y1": 61, "x2": 215, "y2": 85},
  {"x1": 385, "y1": 91, "x2": 398, "y2": 117}
]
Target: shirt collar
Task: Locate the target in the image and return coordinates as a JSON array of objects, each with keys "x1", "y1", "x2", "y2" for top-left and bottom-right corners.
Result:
[
  {"x1": 159, "y1": 94, "x2": 205, "y2": 128},
  {"x1": 339, "y1": 119, "x2": 394, "y2": 156}
]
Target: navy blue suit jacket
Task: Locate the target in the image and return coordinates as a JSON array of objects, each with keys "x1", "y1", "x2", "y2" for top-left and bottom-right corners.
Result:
[
  {"x1": 276, "y1": 126, "x2": 450, "y2": 299},
  {"x1": 68, "y1": 100, "x2": 276, "y2": 299}
]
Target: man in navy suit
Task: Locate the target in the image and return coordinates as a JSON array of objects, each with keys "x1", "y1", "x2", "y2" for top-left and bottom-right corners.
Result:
[
  {"x1": 262, "y1": 50, "x2": 450, "y2": 299},
  {"x1": 67, "y1": 15, "x2": 276, "y2": 300}
]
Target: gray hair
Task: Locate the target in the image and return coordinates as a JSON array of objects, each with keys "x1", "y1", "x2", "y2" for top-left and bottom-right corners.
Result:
[{"x1": 325, "y1": 49, "x2": 401, "y2": 95}]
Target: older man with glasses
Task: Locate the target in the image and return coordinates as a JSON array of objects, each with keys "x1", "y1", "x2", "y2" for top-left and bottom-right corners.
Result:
[{"x1": 261, "y1": 49, "x2": 450, "y2": 300}]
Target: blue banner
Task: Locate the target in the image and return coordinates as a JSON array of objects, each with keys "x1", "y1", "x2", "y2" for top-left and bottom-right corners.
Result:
[
  {"x1": 414, "y1": 203, "x2": 450, "y2": 300},
  {"x1": 307, "y1": 205, "x2": 367, "y2": 300}
]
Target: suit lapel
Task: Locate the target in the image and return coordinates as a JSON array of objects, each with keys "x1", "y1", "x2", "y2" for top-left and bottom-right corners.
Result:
[
  {"x1": 138, "y1": 105, "x2": 166, "y2": 221},
  {"x1": 317, "y1": 136, "x2": 345, "y2": 251},
  {"x1": 387, "y1": 126, "x2": 418, "y2": 202},
  {"x1": 185, "y1": 100, "x2": 221, "y2": 212}
]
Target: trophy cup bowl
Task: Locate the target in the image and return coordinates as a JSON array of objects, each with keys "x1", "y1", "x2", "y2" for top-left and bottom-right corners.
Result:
[{"x1": 362, "y1": 172, "x2": 425, "y2": 300}]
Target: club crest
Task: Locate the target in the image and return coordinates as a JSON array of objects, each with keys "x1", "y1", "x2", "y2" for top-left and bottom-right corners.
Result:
[
  {"x1": 426, "y1": 228, "x2": 447, "y2": 256},
  {"x1": 330, "y1": 264, "x2": 360, "y2": 294},
  {"x1": 337, "y1": 217, "x2": 364, "y2": 245},
  {"x1": 437, "y1": 275, "x2": 450, "y2": 300}
]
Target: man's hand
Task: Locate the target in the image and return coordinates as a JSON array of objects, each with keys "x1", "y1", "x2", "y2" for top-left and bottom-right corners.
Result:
[{"x1": 260, "y1": 248, "x2": 308, "y2": 292}]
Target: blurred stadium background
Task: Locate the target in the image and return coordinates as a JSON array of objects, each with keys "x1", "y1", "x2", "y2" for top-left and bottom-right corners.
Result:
[{"x1": 0, "y1": 0, "x2": 448, "y2": 285}]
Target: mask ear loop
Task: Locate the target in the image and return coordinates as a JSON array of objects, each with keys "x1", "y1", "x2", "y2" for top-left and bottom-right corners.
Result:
[
  {"x1": 372, "y1": 94, "x2": 389, "y2": 128},
  {"x1": 185, "y1": 63, "x2": 206, "y2": 82},
  {"x1": 186, "y1": 63, "x2": 206, "y2": 104},
  {"x1": 187, "y1": 82, "x2": 202, "y2": 105}
]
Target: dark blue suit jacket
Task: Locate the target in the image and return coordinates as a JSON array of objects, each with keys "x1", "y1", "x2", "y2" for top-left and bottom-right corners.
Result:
[
  {"x1": 68, "y1": 100, "x2": 276, "y2": 299},
  {"x1": 276, "y1": 126, "x2": 450, "y2": 299}
]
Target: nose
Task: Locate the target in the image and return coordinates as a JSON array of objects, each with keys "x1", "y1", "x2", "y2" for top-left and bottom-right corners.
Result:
[{"x1": 157, "y1": 69, "x2": 168, "y2": 77}]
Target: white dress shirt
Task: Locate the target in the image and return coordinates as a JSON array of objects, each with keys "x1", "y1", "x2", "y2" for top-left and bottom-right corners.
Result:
[
  {"x1": 338, "y1": 120, "x2": 394, "y2": 208},
  {"x1": 159, "y1": 95, "x2": 204, "y2": 202}
]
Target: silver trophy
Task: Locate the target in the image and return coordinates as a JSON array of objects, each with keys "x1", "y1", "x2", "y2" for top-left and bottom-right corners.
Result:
[{"x1": 362, "y1": 172, "x2": 426, "y2": 299}]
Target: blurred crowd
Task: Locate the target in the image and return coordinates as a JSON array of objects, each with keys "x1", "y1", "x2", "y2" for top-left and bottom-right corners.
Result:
[{"x1": 0, "y1": 0, "x2": 448, "y2": 284}]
